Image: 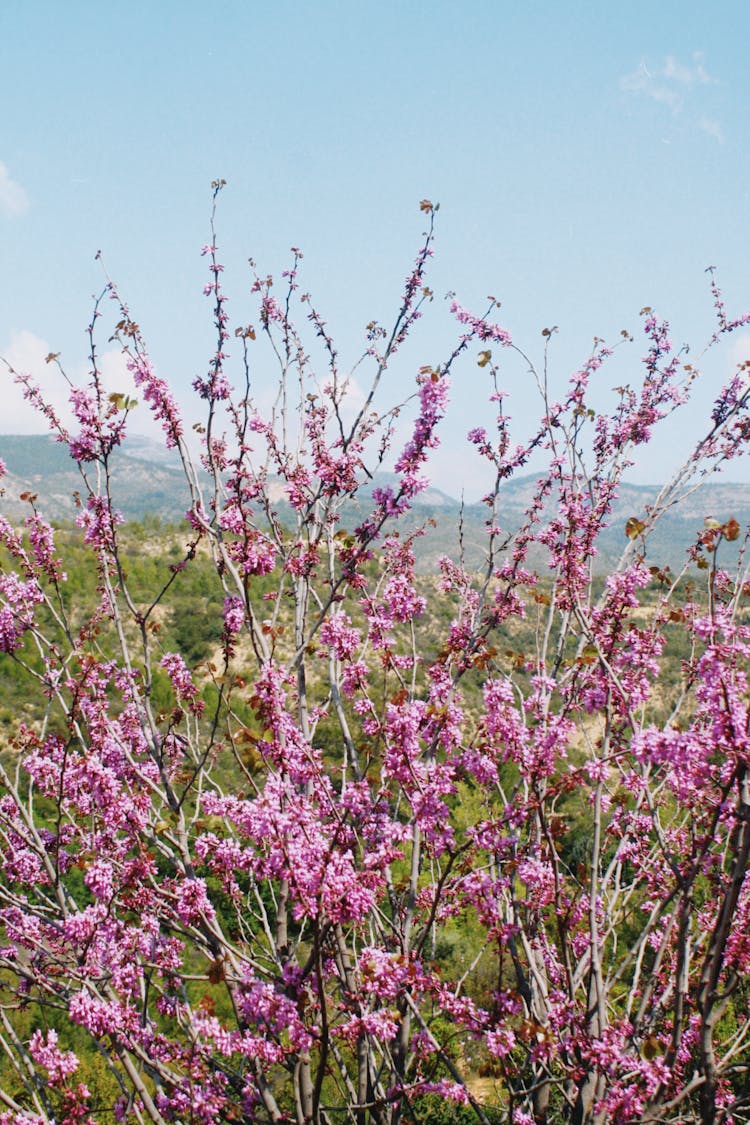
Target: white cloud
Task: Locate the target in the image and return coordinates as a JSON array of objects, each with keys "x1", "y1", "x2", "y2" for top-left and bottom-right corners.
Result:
[
  {"x1": 729, "y1": 334, "x2": 750, "y2": 371},
  {"x1": 0, "y1": 331, "x2": 165, "y2": 438},
  {"x1": 698, "y1": 116, "x2": 725, "y2": 144},
  {"x1": 620, "y1": 53, "x2": 722, "y2": 140},
  {"x1": 621, "y1": 62, "x2": 682, "y2": 111},
  {"x1": 331, "y1": 373, "x2": 369, "y2": 430},
  {"x1": 662, "y1": 53, "x2": 712, "y2": 88},
  {"x1": 0, "y1": 330, "x2": 71, "y2": 433},
  {"x1": 97, "y1": 347, "x2": 134, "y2": 393},
  {"x1": 0, "y1": 162, "x2": 29, "y2": 218}
]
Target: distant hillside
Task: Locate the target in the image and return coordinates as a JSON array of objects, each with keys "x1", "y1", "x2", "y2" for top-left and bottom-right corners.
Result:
[
  {"x1": 2, "y1": 434, "x2": 749, "y2": 574},
  {"x1": 0, "y1": 434, "x2": 194, "y2": 524}
]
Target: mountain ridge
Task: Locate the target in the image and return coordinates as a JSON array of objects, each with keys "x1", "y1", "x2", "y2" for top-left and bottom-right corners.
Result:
[{"x1": 1, "y1": 434, "x2": 748, "y2": 573}]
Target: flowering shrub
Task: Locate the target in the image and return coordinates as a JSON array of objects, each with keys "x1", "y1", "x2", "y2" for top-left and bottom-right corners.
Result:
[{"x1": 1, "y1": 185, "x2": 750, "y2": 1124}]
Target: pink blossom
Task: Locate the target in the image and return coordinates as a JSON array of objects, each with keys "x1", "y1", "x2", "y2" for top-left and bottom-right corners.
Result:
[
  {"x1": 223, "y1": 594, "x2": 245, "y2": 637},
  {"x1": 160, "y1": 651, "x2": 201, "y2": 701},
  {"x1": 450, "y1": 298, "x2": 512, "y2": 344},
  {"x1": 28, "y1": 1029, "x2": 80, "y2": 1083},
  {"x1": 84, "y1": 859, "x2": 114, "y2": 902}
]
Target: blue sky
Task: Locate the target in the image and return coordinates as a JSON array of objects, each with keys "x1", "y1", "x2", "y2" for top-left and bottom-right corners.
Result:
[{"x1": 2, "y1": 0, "x2": 750, "y2": 498}]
